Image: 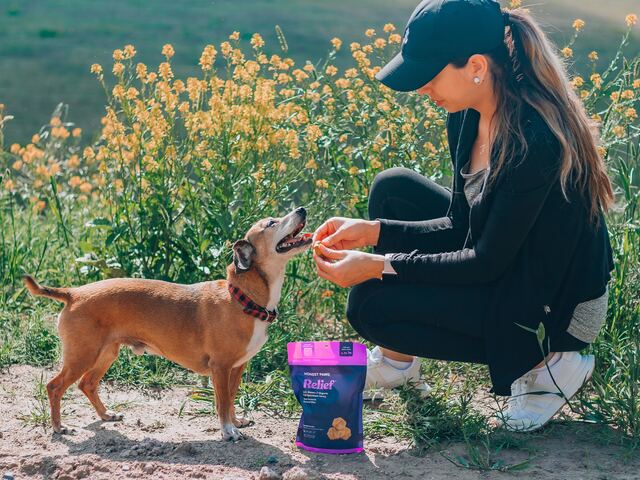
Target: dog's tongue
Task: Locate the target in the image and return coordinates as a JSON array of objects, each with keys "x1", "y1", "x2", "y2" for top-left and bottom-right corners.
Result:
[{"x1": 301, "y1": 233, "x2": 312, "y2": 240}]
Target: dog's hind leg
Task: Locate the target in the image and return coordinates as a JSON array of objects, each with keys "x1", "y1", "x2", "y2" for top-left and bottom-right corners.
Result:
[
  {"x1": 228, "y1": 362, "x2": 252, "y2": 428},
  {"x1": 210, "y1": 365, "x2": 243, "y2": 441},
  {"x1": 78, "y1": 343, "x2": 122, "y2": 422},
  {"x1": 47, "y1": 347, "x2": 99, "y2": 434}
]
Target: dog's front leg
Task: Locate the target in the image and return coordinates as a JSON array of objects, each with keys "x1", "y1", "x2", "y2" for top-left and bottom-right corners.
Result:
[
  {"x1": 229, "y1": 362, "x2": 252, "y2": 428},
  {"x1": 210, "y1": 365, "x2": 243, "y2": 441}
]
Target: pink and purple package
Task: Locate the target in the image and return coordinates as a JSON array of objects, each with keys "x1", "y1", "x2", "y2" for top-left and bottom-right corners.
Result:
[{"x1": 287, "y1": 341, "x2": 367, "y2": 454}]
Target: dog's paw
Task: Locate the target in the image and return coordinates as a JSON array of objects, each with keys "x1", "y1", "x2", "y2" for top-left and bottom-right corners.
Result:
[
  {"x1": 101, "y1": 410, "x2": 124, "y2": 422},
  {"x1": 54, "y1": 425, "x2": 76, "y2": 435},
  {"x1": 221, "y1": 424, "x2": 245, "y2": 442},
  {"x1": 233, "y1": 416, "x2": 253, "y2": 428}
]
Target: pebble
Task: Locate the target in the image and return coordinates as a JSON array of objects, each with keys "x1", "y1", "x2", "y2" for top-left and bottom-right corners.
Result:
[
  {"x1": 282, "y1": 466, "x2": 318, "y2": 480},
  {"x1": 259, "y1": 466, "x2": 281, "y2": 480},
  {"x1": 3, "y1": 473, "x2": 14, "y2": 480},
  {"x1": 266, "y1": 455, "x2": 279, "y2": 464}
]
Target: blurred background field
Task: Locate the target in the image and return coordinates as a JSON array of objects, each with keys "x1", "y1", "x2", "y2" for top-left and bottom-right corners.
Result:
[{"x1": 1, "y1": 0, "x2": 639, "y2": 144}]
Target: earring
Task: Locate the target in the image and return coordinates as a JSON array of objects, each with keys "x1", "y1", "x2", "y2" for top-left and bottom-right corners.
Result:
[{"x1": 473, "y1": 76, "x2": 481, "y2": 85}]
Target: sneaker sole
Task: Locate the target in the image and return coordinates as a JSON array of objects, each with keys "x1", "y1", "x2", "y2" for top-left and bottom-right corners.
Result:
[{"x1": 504, "y1": 354, "x2": 596, "y2": 433}]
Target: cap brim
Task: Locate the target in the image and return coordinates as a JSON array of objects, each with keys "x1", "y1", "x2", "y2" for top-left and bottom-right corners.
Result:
[{"x1": 375, "y1": 52, "x2": 448, "y2": 92}]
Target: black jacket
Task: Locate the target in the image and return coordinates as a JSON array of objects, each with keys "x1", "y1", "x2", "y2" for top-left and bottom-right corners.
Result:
[{"x1": 376, "y1": 105, "x2": 614, "y2": 395}]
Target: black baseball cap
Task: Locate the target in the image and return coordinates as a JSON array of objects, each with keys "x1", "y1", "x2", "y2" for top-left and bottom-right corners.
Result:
[{"x1": 375, "y1": 0, "x2": 506, "y2": 92}]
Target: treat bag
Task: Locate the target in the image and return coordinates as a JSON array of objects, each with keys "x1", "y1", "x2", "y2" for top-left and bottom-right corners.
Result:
[{"x1": 288, "y1": 341, "x2": 367, "y2": 454}]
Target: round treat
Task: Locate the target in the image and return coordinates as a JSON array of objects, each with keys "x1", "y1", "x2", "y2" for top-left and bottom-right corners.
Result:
[
  {"x1": 327, "y1": 427, "x2": 339, "y2": 440},
  {"x1": 332, "y1": 417, "x2": 347, "y2": 430},
  {"x1": 340, "y1": 427, "x2": 352, "y2": 440}
]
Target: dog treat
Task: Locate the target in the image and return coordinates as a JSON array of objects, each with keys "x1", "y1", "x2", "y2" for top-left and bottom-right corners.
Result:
[{"x1": 288, "y1": 341, "x2": 366, "y2": 454}]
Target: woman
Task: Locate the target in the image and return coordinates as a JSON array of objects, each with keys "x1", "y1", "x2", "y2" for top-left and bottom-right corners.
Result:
[{"x1": 312, "y1": 0, "x2": 615, "y2": 432}]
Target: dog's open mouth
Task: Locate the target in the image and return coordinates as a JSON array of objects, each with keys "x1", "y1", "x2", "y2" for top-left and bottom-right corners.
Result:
[{"x1": 276, "y1": 221, "x2": 313, "y2": 253}]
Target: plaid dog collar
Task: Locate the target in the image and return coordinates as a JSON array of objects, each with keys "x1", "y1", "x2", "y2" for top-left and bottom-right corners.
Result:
[{"x1": 228, "y1": 283, "x2": 278, "y2": 323}]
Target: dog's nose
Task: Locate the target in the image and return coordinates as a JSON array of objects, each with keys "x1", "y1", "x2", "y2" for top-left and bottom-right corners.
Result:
[{"x1": 295, "y1": 206, "x2": 306, "y2": 216}]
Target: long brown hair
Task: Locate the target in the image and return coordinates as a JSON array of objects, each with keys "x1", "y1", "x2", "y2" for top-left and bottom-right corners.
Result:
[{"x1": 452, "y1": 8, "x2": 614, "y2": 226}]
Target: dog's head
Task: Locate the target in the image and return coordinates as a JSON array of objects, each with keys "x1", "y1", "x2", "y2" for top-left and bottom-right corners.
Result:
[{"x1": 232, "y1": 206, "x2": 312, "y2": 274}]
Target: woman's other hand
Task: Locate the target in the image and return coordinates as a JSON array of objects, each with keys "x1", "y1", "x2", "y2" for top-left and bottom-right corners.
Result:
[
  {"x1": 312, "y1": 217, "x2": 380, "y2": 250},
  {"x1": 313, "y1": 243, "x2": 385, "y2": 288}
]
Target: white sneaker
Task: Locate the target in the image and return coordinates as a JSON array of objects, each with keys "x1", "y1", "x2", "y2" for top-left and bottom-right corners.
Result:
[
  {"x1": 363, "y1": 346, "x2": 432, "y2": 400},
  {"x1": 500, "y1": 352, "x2": 595, "y2": 432}
]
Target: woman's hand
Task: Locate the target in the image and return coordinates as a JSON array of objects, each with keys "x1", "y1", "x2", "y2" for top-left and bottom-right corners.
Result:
[
  {"x1": 312, "y1": 217, "x2": 380, "y2": 250},
  {"x1": 313, "y1": 243, "x2": 385, "y2": 288}
]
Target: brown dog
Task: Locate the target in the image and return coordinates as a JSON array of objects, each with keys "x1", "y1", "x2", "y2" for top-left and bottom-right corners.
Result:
[{"x1": 23, "y1": 206, "x2": 313, "y2": 440}]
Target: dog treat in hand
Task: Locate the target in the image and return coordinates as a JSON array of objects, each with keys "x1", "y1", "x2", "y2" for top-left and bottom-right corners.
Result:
[{"x1": 288, "y1": 341, "x2": 366, "y2": 454}]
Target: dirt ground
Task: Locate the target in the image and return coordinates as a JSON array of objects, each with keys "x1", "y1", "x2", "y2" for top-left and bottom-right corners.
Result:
[{"x1": 1, "y1": 365, "x2": 638, "y2": 480}]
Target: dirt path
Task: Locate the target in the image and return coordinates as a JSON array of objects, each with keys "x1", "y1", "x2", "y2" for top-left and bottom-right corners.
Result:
[{"x1": 0, "y1": 365, "x2": 637, "y2": 479}]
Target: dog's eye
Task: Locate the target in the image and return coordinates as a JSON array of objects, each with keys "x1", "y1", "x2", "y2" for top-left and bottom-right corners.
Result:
[{"x1": 266, "y1": 220, "x2": 278, "y2": 228}]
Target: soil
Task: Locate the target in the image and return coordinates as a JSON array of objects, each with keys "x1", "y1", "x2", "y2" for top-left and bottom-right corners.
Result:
[{"x1": 1, "y1": 365, "x2": 637, "y2": 479}]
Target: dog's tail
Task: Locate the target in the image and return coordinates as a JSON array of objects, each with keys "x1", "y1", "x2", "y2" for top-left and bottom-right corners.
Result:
[{"x1": 22, "y1": 275, "x2": 72, "y2": 304}]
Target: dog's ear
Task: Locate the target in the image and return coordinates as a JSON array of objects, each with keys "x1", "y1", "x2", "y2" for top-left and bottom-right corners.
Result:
[{"x1": 232, "y1": 239, "x2": 255, "y2": 272}]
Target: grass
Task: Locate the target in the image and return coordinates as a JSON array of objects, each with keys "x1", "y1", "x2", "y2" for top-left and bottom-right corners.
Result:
[{"x1": 0, "y1": 3, "x2": 639, "y2": 473}]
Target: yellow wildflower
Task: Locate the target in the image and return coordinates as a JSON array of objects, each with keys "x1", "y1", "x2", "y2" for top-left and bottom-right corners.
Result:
[
  {"x1": 621, "y1": 90, "x2": 634, "y2": 99},
  {"x1": 388, "y1": 34, "x2": 402, "y2": 44},
  {"x1": 10, "y1": 143, "x2": 21, "y2": 154},
  {"x1": 331, "y1": 38, "x2": 342, "y2": 50},
  {"x1": 229, "y1": 31, "x2": 240, "y2": 41},
  {"x1": 610, "y1": 92, "x2": 620, "y2": 102},
  {"x1": 90, "y1": 63, "x2": 103, "y2": 75},
  {"x1": 348, "y1": 166, "x2": 359, "y2": 175},
  {"x1": 321, "y1": 290, "x2": 334, "y2": 298},
  {"x1": 72, "y1": 127, "x2": 81, "y2": 137},
  {"x1": 68, "y1": 176, "x2": 83, "y2": 188},
  {"x1": 588, "y1": 51, "x2": 598, "y2": 61},
  {"x1": 162, "y1": 44, "x2": 175, "y2": 58},
  {"x1": 383, "y1": 23, "x2": 396, "y2": 33},
  {"x1": 572, "y1": 19, "x2": 585, "y2": 31},
  {"x1": 625, "y1": 14, "x2": 638, "y2": 27},
  {"x1": 112, "y1": 49, "x2": 124, "y2": 61},
  {"x1": 625, "y1": 107, "x2": 638, "y2": 120},
  {"x1": 374, "y1": 38, "x2": 386, "y2": 49},
  {"x1": 119, "y1": 46, "x2": 135, "y2": 62},
  {"x1": 34, "y1": 200, "x2": 46, "y2": 213},
  {"x1": 350, "y1": 42, "x2": 361, "y2": 52},
  {"x1": 12, "y1": 160, "x2": 23, "y2": 170},
  {"x1": 112, "y1": 63, "x2": 124, "y2": 76},
  {"x1": 561, "y1": 47, "x2": 573, "y2": 58},
  {"x1": 251, "y1": 33, "x2": 265, "y2": 49},
  {"x1": 371, "y1": 159, "x2": 382, "y2": 169},
  {"x1": 316, "y1": 179, "x2": 329, "y2": 189},
  {"x1": 305, "y1": 159, "x2": 318, "y2": 169},
  {"x1": 365, "y1": 28, "x2": 376, "y2": 37},
  {"x1": 590, "y1": 73, "x2": 602, "y2": 89},
  {"x1": 612, "y1": 125, "x2": 625, "y2": 137},
  {"x1": 31, "y1": 134, "x2": 40, "y2": 144},
  {"x1": 571, "y1": 76, "x2": 584, "y2": 88},
  {"x1": 596, "y1": 146, "x2": 607, "y2": 158},
  {"x1": 3, "y1": 179, "x2": 15, "y2": 191},
  {"x1": 634, "y1": 79, "x2": 640, "y2": 88},
  {"x1": 199, "y1": 45, "x2": 217, "y2": 71},
  {"x1": 325, "y1": 65, "x2": 338, "y2": 76},
  {"x1": 79, "y1": 182, "x2": 93, "y2": 194}
]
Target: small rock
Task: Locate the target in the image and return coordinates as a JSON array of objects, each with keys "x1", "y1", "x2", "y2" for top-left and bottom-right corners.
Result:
[
  {"x1": 122, "y1": 464, "x2": 130, "y2": 471},
  {"x1": 3, "y1": 473, "x2": 15, "y2": 480},
  {"x1": 282, "y1": 467, "x2": 318, "y2": 480},
  {"x1": 266, "y1": 455, "x2": 279, "y2": 465},
  {"x1": 143, "y1": 463, "x2": 156, "y2": 474},
  {"x1": 259, "y1": 466, "x2": 281, "y2": 480}
]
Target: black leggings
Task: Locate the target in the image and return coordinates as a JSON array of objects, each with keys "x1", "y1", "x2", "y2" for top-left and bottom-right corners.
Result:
[
  {"x1": 346, "y1": 167, "x2": 493, "y2": 364},
  {"x1": 346, "y1": 167, "x2": 584, "y2": 365}
]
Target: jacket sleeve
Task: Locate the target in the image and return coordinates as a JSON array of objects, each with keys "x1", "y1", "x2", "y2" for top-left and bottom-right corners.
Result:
[
  {"x1": 384, "y1": 127, "x2": 562, "y2": 285},
  {"x1": 374, "y1": 112, "x2": 466, "y2": 254}
]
